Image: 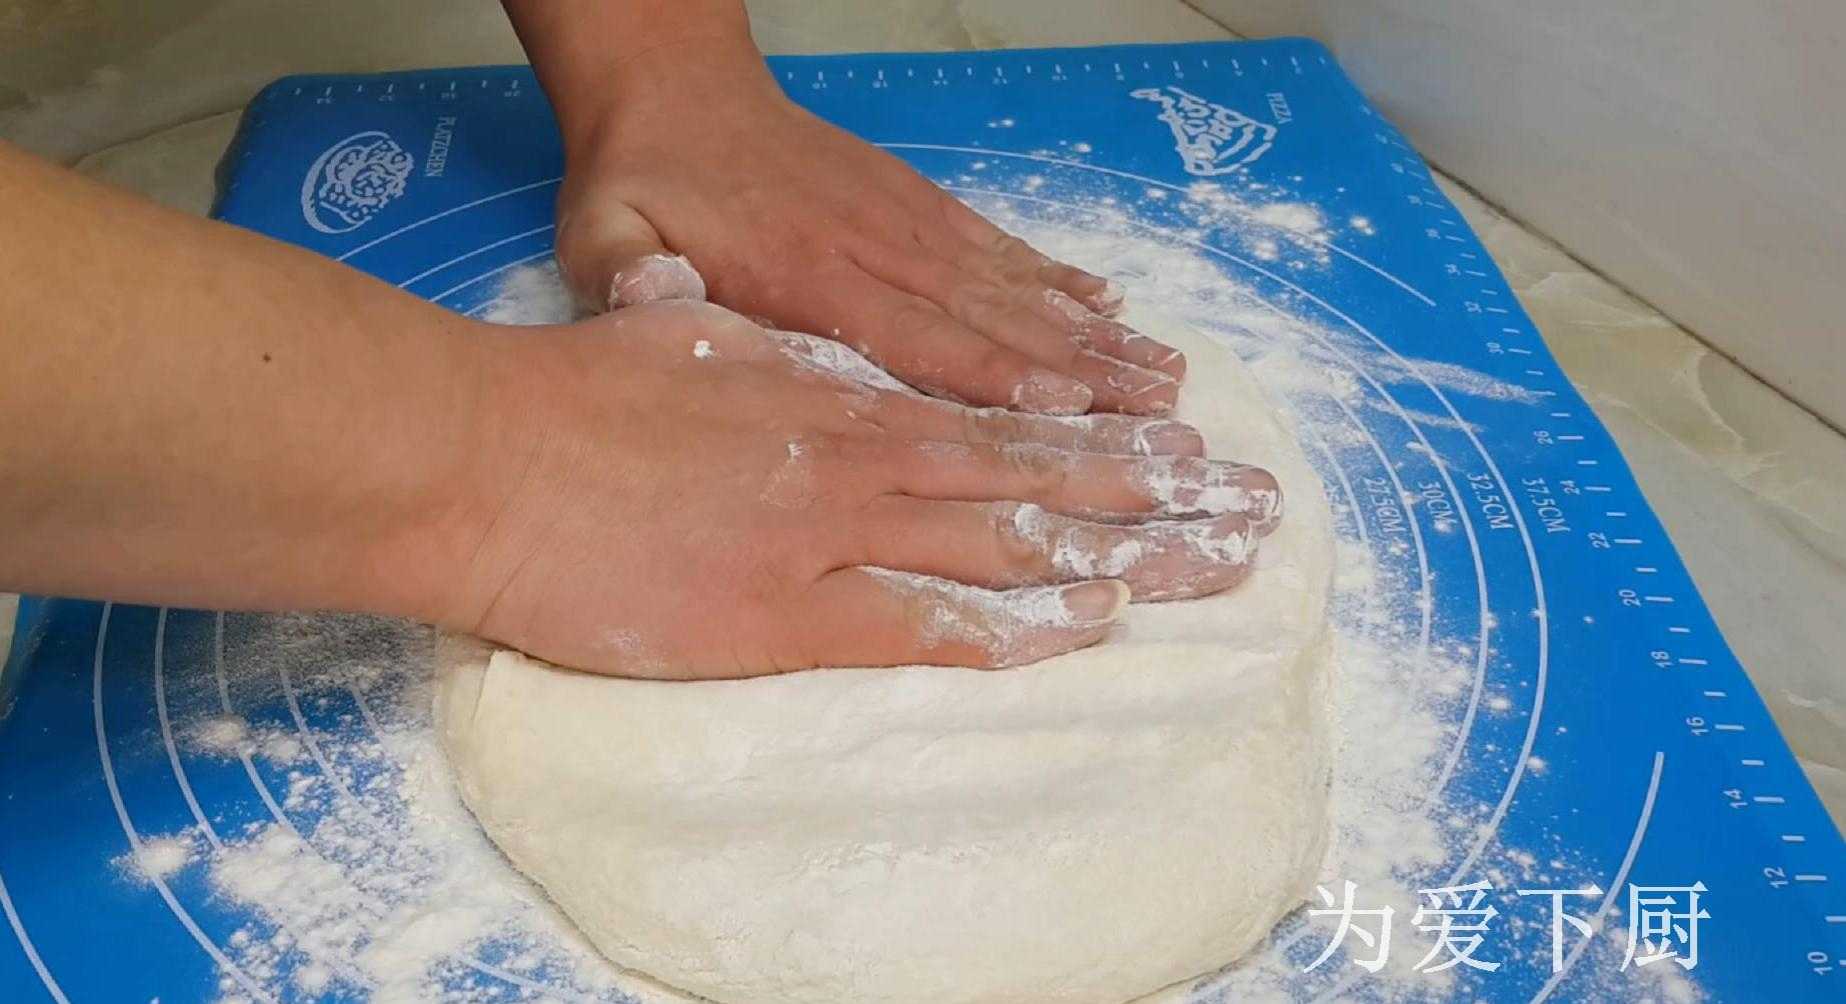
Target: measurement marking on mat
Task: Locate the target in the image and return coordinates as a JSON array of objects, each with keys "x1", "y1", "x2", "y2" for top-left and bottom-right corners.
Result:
[
  {"x1": 1607, "y1": 510, "x2": 1629, "y2": 517},
  {"x1": 1755, "y1": 795, "x2": 1786, "y2": 804},
  {"x1": 1742, "y1": 759, "x2": 1766, "y2": 767},
  {"x1": 1669, "y1": 626, "x2": 1692, "y2": 634},
  {"x1": 1613, "y1": 537, "x2": 1642, "y2": 545},
  {"x1": 1784, "y1": 835, "x2": 1808, "y2": 843},
  {"x1": 1714, "y1": 723, "x2": 1745, "y2": 732},
  {"x1": 1584, "y1": 485, "x2": 1612, "y2": 493},
  {"x1": 1702, "y1": 691, "x2": 1726, "y2": 698},
  {"x1": 1680, "y1": 657, "x2": 1709, "y2": 666},
  {"x1": 1796, "y1": 874, "x2": 1830, "y2": 883},
  {"x1": 1643, "y1": 595, "x2": 1675, "y2": 604},
  {"x1": 1577, "y1": 459, "x2": 1600, "y2": 467}
]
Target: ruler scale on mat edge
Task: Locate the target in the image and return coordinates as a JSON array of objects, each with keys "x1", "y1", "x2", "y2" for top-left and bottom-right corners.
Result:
[{"x1": 2, "y1": 39, "x2": 1840, "y2": 1002}]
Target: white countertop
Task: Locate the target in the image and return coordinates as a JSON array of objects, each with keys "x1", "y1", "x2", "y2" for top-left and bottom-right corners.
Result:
[{"x1": 6, "y1": 0, "x2": 1842, "y2": 825}]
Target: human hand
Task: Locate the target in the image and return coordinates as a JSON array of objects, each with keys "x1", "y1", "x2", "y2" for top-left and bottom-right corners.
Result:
[
  {"x1": 436, "y1": 303, "x2": 1278, "y2": 679},
  {"x1": 546, "y1": 37, "x2": 1188, "y2": 418}
]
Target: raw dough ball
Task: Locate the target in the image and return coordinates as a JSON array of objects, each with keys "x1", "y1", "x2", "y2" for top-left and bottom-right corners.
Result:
[{"x1": 436, "y1": 311, "x2": 1335, "y2": 1004}]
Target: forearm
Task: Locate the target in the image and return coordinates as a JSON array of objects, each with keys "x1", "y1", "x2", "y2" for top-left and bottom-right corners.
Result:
[
  {"x1": 503, "y1": 0, "x2": 767, "y2": 157},
  {"x1": 0, "y1": 142, "x2": 496, "y2": 620}
]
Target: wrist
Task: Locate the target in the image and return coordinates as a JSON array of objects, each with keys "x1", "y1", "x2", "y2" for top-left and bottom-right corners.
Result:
[
  {"x1": 509, "y1": 1, "x2": 771, "y2": 161},
  {"x1": 562, "y1": 34, "x2": 773, "y2": 160},
  {"x1": 350, "y1": 317, "x2": 530, "y2": 630},
  {"x1": 386, "y1": 321, "x2": 597, "y2": 635}
]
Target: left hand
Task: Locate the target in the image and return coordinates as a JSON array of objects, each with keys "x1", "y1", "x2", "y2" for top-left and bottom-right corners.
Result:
[{"x1": 549, "y1": 37, "x2": 1188, "y2": 417}]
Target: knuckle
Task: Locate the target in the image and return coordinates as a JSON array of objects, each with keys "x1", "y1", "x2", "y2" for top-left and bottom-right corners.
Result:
[
  {"x1": 944, "y1": 281, "x2": 1009, "y2": 329},
  {"x1": 972, "y1": 341, "x2": 1029, "y2": 385},
  {"x1": 960, "y1": 406, "x2": 1022, "y2": 446},
  {"x1": 812, "y1": 433, "x2": 874, "y2": 487},
  {"x1": 989, "y1": 233, "x2": 1031, "y2": 259},
  {"x1": 1002, "y1": 443, "x2": 1072, "y2": 496},
  {"x1": 891, "y1": 299, "x2": 946, "y2": 339},
  {"x1": 988, "y1": 502, "x2": 1044, "y2": 573}
]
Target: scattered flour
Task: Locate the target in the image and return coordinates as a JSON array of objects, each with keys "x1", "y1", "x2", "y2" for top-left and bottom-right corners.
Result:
[
  {"x1": 190, "y1": 713, "x2": 305, "y2": 765},
  {"x1": 118, "y1": 833, "x2": 197, "y2": 883},
  {"x1": 476, "y1": 258, "x2": 575, "y2": 326}
]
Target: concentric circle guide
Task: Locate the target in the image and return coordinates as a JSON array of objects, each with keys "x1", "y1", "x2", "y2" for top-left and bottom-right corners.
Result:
[{"x1": 2, "y1": 40, "x2": 1840, "y2": 1003}]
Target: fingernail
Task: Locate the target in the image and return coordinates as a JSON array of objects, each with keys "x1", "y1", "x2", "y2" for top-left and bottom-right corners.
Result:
[
  {"x1": 1088, "y1": 279, "x2": 1127, "y2": 316},
  {"x1": 1132, "y1": 421, "x2": 1205, "y2": 456},
  {"x1": 1043, "y1": 288, "x2": 1092, "y2": 327},
  {"x1": 608, "y1": 253, "x2": 707, "y2": 309},
  {"x1": 1061, "y1": 580, "x2": 1130, "y2": 624},
  {"x1": 1095, "y1": 354, "x2": 1178, "y2": 399},
  {"x1": 1013, "y1": 370, "x2": 1093, "y2": 415},
  {"x1": 1104, "y1": 362, "x2": 1180, "y2": 418},
  {"x1": 1154, "y1": 346, "x2": 1188, "y2": 379},
  {"x1": 1165, "y1": 517, "x2": 1261, "y2": 568},
  {"x1": 1208, "y1": 519, "x2": 1262, "y2": 565},
  {"x1": 1142, "y1": 459, "x2": 1262, "y2": 516},
  {"x1": 1249, "y1": 483, "x2": 1285, "y2": 531}
]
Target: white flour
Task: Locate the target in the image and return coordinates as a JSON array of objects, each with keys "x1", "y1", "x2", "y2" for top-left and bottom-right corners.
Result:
[
  {"x1": 173, "y1": 181, "x2": 1701, "y2": 1003},
  {"x1": 857, "y1": 566, "x2": 1123, "y2": 666},
  {"x1": 117, "y1": 832, "x2": 198, "y2": 883}
]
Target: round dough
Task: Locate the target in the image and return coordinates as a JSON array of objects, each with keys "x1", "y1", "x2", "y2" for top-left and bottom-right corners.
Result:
[{"x1": 436, "y1": 312, "x2": 1335, "y2": 1004}]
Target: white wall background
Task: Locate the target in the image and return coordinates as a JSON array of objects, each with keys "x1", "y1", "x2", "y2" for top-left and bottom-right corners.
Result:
[{"x1": 1191, "y1": 0, "x2": 1846, "y2": 429}]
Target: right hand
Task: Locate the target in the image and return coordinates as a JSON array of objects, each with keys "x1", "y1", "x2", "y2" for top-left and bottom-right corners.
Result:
[
  {"x1": 544, "y1": 33, "x2": 1189, "y2": 417},
  {"x1": 435, "y1": 302, "x2": 1280, "y2": 679}
]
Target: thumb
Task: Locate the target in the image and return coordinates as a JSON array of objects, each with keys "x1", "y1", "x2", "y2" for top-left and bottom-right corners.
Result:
[{"x1": 556, "y1": 198, "x2": 707, "y2": 313}]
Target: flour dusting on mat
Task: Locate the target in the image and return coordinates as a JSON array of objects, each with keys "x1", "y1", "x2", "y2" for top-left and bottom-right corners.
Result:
[
  {"x1": 118, "y1": 832, "x2": 198, "y2": 883},
  {"x1": 195, "y1": 175, "x2": 1698, "y2": 1003}
]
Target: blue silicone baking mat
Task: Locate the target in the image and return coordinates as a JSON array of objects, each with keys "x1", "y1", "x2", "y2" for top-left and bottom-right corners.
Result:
[{"x1": 2, "y1": 39, "x2": 1840, "y2": 1003}]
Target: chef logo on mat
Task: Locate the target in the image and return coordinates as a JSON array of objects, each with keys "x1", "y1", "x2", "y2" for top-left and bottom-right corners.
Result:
[
  {"x1": 1131, "y1": 84, "x2": 1277, "y2": 176},
  {"x1": 300, "y1": 130, "x2": 415, "y2": 234}
]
